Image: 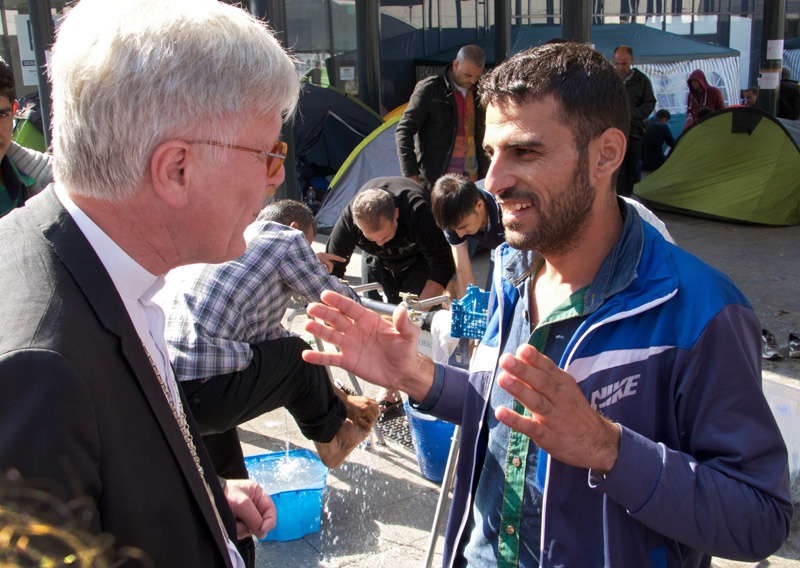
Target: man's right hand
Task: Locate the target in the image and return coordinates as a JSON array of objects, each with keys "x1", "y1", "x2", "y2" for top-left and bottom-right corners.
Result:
[
  {"x1": 407, "y1": 174, "x2": 421, "y2": 184},
  {"x1": 302, "y1": 290, "x2": 435, "y2": 402},
  {"x1": 316, "y1": 252, "x2": 346, "y2": 274}
]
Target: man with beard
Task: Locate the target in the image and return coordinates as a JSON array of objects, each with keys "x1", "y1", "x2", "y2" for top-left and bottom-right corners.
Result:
[
  {"x1": 299, "y1": 43, "x2": 792, "y2": 566},
  {"x1": 396, "y1": 45, "x2": 490, "y2": 190}
]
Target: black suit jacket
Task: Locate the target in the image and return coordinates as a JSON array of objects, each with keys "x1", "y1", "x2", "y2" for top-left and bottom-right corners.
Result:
[{"x1": 0, "y1": 189, "x2": 236, "y2": 566}]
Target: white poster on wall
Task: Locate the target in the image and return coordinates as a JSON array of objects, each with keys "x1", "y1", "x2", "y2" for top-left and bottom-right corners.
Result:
[
  {"x1": 15, "y1": 15, "x2": 39, "y2": 87},
  {"x1": 767, "y1": 39, "x2": 784, "y2": 61}
]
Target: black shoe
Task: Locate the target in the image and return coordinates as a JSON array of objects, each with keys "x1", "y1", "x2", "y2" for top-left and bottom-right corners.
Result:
[
  {"x1": 762, "y1": 328, "x2": 782, "y2": 360},
  {"x1": 790, "y1": 332, "x2": 800, "y2": 359}
]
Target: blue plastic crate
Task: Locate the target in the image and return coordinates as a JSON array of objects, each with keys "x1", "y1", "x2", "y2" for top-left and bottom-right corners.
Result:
[
  {"x1": 450, "y1": 285, "x2": 490, "y2": 339},
  {"x1": 244, "y1": 449, "x2": 327, "y2": 542}
]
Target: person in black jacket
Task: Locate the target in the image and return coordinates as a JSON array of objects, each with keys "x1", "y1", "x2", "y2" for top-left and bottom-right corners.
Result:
[
  {"x1": 0, "y1": 1, "x2": 300, "y2": 566},
  {"x1": 326, "y1": 176, "x2": 455, "y2": 306},
  {"x1": 396, "y1": 45, "x2": 490, "y2": 190},
  {"x1": 326, "y1": 176, "x2": 455, "y2": 411},
  {"x1": 613, "y1": 45, "x2": 656, "y2": 196},
  {"x1": 778, "y1": 66, "x2": 800, "y2": 121}
]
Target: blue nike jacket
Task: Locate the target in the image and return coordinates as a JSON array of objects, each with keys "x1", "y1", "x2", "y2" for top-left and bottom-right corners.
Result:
[{"x1": 419, "y1": 203, "x2": 793, "y2": 567}]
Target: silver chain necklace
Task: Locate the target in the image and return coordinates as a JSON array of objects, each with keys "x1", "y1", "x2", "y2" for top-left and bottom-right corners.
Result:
[{"x1": 142, "y1": 346, "x2": 231, "y2": 545}]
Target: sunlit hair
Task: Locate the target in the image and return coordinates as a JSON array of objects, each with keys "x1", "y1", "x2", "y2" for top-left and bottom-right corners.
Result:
[
  {"x1": 257, "y1": 199, "x2": 317, "y2": 236},
  {"x1": 479, "y1": 42, "x2": 630, "y2": 154},
  {"x1": 430, "y1": 173, "x2": 481, "y2": 230},
  {"x1": 352, "y1": 188, "x2": 395, "y2": 232},
  {"x1": 457, "y1": 45, "x2": 485, "y2": 68},
  {"x1": 50, "y1": 0, "x2": 299, "y2": 201}
]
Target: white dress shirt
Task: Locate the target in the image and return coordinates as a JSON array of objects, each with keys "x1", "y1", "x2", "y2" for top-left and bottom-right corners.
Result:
[{"x1": 54, "y1": 184, "x2": 244, "y2": 568}]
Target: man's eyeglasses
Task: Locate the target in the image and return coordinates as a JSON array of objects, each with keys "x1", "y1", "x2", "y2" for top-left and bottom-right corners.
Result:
[{"x1": 188, "y1": 139, "x2": 288, "y2": 178}]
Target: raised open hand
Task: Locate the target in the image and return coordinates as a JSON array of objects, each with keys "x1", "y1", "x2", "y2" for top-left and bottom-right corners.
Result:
[{"x1": 302, "y1": 290, "x2": 435, "y2": 402}]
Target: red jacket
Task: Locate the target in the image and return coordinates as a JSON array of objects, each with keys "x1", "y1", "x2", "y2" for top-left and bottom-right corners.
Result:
[{"x1": 685, "y1": 69, "x2": 726, "y2": 128}]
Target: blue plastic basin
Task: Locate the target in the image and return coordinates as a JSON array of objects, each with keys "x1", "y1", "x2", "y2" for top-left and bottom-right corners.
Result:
[{"x1": 244, "y1": 449, "x2": 327, "y2": 542}]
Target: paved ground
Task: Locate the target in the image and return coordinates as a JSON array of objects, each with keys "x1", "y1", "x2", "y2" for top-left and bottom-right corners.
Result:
[{"x1": 242, "y1": 207, "x2": 800, "y2": 568}]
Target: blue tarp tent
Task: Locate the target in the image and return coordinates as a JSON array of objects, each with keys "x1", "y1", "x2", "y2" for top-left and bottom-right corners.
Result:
[
  {"x1": 293, "y1": 84, "x2": 383, "y2": 195},
  {"x1": 414, "y1": 24, "x2": 741, "y2": 115}
]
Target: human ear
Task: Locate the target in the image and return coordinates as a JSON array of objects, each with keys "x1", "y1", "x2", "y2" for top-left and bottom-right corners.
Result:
[
  {"x1": 591, "y1": 128, "x2": 626, "y2": 182},
  {"x1": 150, "y1": 141, "x2": 191, "y2": 208}
]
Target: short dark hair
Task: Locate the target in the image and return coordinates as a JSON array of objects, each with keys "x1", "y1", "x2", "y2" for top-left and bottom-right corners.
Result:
[
  {"x1": 613, "y1": 45, "x2": 633, "y2": 58},
  {"x1": 745, "y1": 86, "x2": 759, "y2": 95},
  {"x1": 257, "y1": 199, "x2": 317, "y2": 236},
  {"x1": 655, "y1": 109, "x2": 671, "y2": 120},
  {"x1": 697, "y1": 106, "x2": 713, "y2": 119},
  {"x1": 479, "y1": 42, "x2": 630, "y2": 154},
  {"x1": 0, "y1": 57, "x2": 15, "y2": 104},
  {"x1": 352, "y1": 188, "x2": 395, "y2": 232},
  {"x1": 457, "y1": 45, "x2": 485, "y2": 68},
  {"x1": 430, "y1": 174, "x2": 482, "y2": 230}
]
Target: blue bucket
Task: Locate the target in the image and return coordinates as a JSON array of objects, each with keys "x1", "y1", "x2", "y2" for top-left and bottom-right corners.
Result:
[
  {"x1": 404, "y1": 401, "x2": 456, "y2": 483},
  {"x1": 244, "y1": 449, "x2": 327, "y2": 542}
]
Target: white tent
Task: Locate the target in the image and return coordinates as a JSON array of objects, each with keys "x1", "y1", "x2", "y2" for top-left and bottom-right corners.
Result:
[
  {"x1": 785, "y1": 44, "x2": 800, "y2": 81},
  {"x1": 637, "y1": 56, "x2": 741, "y2": 115}
]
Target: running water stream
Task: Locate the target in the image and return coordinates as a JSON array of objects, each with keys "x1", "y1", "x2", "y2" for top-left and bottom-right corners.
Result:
[{"x1": 248, "y1": 450, "x2": 327, "y2": 495}]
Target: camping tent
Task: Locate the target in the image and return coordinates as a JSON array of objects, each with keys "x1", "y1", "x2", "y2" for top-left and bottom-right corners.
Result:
[
  {"x1": 315, "y1": 106, "x2": 406, "y2": 231},
  {"x1": 415, "y1": 24, "x2": 741, "y2": 115},
  {"x1": 293, "y1": 84, "x2": 383, "y2": 195},
  {"x1": 634, "y1": 107, "x2": 800, "y2": 225}
]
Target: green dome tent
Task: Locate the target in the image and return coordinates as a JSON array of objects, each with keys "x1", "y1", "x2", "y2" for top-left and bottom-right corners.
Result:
[{"x1": 634, "y1": 107, "x2": 800, "y2": 226}]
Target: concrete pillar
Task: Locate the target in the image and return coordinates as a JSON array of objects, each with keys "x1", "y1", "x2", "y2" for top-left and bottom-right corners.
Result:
[
  {"x1": 355, "y1": 0, "x2": 382, "y2": 114},
  {"x1": 496, "y1": 0, "x2": 511, "y2": 64},
  {"x1": 27, "y1": 0, "x2": 53, "y2": 148},
  {"x1": 756, "y1": 0, "x2": 786, "y2": 117},
  {"x1": 250, "y1": 0, "x2": 298, "y2": 201},
  {"x1": 562, "y1": 0, "x2": 592, "y2": 44}
]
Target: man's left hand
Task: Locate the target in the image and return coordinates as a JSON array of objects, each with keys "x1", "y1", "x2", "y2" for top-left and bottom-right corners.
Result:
[
  {"x1": 495, "y1": 343, "x2": 620, "y2": 475},
  {"x1": 223, "y1": 479, "x2": 277, "y2": 540}
]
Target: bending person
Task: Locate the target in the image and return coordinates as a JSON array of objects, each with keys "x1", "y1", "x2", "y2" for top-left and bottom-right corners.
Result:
[
  {"x1": 158, "y1": 200, "x2": 378, "y2": 478},
  {"x1": 325, "y1": 176, "x2": 455, "y2": 412}
]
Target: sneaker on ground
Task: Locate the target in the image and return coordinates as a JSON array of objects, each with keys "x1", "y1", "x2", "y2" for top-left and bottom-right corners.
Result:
[
  {"x1": 762, "y1": 328, "x2": 782, "y2": 360},
  {"x1": 789, "y1": 332, "x2": 800, "y2": 359}
]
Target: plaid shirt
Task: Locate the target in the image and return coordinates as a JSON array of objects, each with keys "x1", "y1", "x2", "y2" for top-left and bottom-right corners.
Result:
[{"x1": 157, "y1": 221, "x2": 358, "y2": 381}]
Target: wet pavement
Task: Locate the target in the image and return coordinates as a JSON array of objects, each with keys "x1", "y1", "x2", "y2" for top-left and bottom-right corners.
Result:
[{"x1": 243, "y1": 207, "x2": 800, "y2": 568}]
